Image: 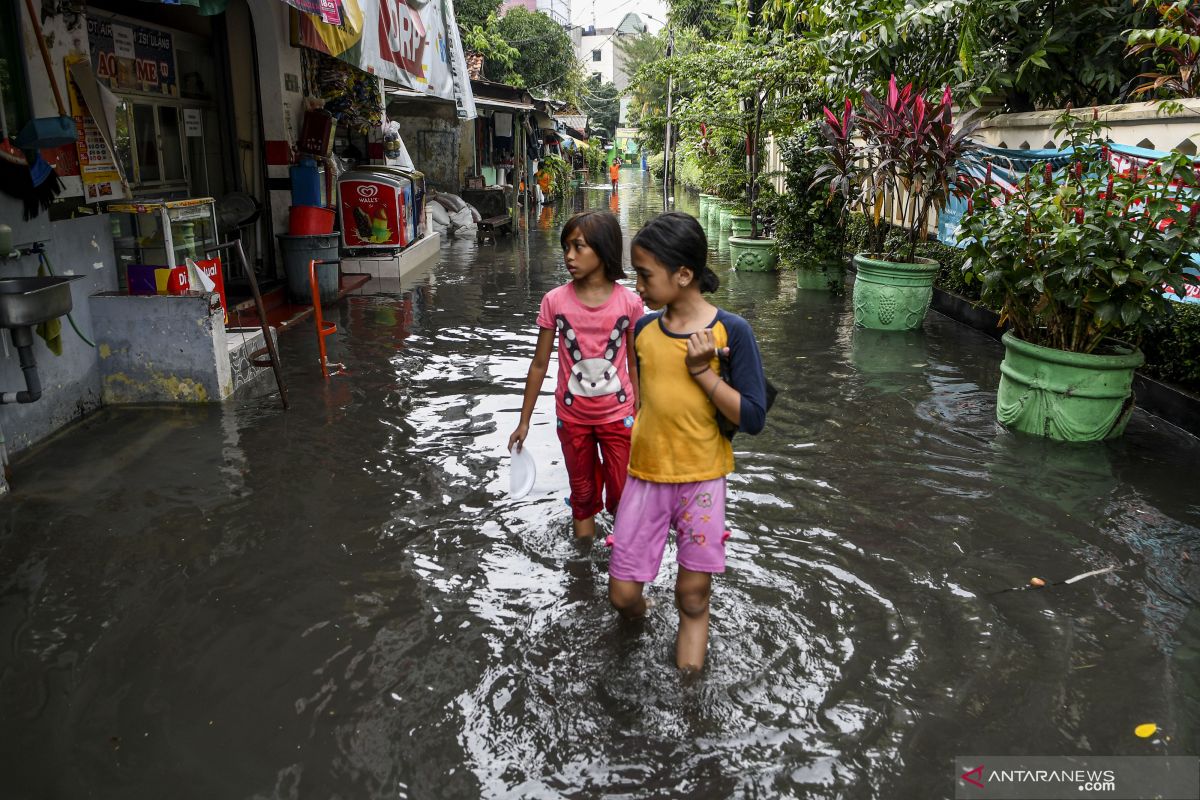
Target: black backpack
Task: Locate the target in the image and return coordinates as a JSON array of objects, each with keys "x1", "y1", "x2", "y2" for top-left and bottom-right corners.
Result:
[{"x1": 716, "y1": 351, "x2": 777, "y2": 440}]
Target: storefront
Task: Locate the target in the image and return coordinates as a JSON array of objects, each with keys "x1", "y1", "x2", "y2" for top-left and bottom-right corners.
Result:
[
  {"x1": 0, "y1": 0, "x2": 476, "y2": 480},
  {"x1": 467, "y1": 79, "x2": 534, "y2": 190}
]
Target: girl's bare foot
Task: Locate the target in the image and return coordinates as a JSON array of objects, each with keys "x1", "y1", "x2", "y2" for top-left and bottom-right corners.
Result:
[{"x1": 572, "y1": 515, "x2": 596, "y2": 539}]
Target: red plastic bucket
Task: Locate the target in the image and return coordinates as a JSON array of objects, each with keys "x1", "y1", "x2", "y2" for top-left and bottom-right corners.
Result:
[{"x1": 289, "y1": 205, "x2": 335, "y2": 235}]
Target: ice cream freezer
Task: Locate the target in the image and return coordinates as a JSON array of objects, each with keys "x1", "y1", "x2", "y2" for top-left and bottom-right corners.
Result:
[{"x1": 337, "y1": 167, "x2": 425, "y2": 251}]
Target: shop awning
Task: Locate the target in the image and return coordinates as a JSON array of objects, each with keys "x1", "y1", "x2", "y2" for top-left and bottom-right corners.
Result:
[{"x1": 475, "y1": 96, "x2": 535, "y2": 112}]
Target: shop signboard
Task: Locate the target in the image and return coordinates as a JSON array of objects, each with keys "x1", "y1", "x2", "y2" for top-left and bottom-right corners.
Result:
[
  {"x1": 87, "y1": 16, "x2": 177, "y2": 96},
  {"x1": 292, "y1": 0, "x2": 476, "y2": 118}
]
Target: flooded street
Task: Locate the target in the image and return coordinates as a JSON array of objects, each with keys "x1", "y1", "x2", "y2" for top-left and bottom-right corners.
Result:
[{"x1": 3, "y1": 171, "x2": 1199, "y2": 799}]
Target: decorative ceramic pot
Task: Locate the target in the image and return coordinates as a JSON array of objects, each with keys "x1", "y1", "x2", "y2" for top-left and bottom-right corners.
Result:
[
  {"x1": 851, "y1": 254, "x2": 937, "y2": 331},
  {"x1": 718, "y1": 206, "x2": 733, "y2": 231},
  {"x1": 996, "y1": 331, "x2": 1144, "y2": 441},
  {"x1": 728, "y1": 237, "x2": 778, "y2": 272},
  {"x1": 730, "y1": 214, "x2": 752, "y2": 237},
  {"x1": 794, "y1": 264, "x2": 843, "y2": 291}
]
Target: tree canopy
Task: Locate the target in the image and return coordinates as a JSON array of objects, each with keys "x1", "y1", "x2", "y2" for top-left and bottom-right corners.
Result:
[
  {"x1": 577, "y1": 75, "x2": 621, "y2": 137},
  {"x1": 482, "y1": 7, "x2": 579, "y2": 95}
]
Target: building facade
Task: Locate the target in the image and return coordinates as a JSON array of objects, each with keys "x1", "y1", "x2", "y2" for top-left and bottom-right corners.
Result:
[{"x1": 576, "y1": 13, "x2": 646, "y2": 92}]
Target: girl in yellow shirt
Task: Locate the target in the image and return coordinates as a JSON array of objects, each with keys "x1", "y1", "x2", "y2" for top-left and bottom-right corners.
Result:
[{"x1": 607, "y1": 211, "x2": 769, "y2": 671}]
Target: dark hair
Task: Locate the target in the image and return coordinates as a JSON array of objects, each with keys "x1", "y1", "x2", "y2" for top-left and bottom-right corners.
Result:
[
  {"x1": 561, "y1": 210, "x2": 624, "y2": 281},
  {"x1": 630, "y1": 212, "x2": 719, "y2": 293}
]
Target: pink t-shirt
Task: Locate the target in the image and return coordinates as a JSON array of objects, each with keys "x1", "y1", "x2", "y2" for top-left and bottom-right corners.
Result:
[{"x1": 537, "y1": 282, "x2": 644, "y2": 425}]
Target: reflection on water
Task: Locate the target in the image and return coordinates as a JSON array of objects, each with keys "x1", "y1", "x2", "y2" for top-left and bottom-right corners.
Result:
[{"x1": 1, "y1": 171, "x2": 1198, "y2": 799}]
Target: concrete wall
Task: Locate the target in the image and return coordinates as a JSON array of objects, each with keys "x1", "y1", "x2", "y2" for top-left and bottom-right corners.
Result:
[
  {"x1": 89, "y1": 293, "x2": 232, "y2": 404},
  {"x1": 0, "y1": 215, "x2": 118, "y2": 455},
  {"x1": 389, "y1": 99, "x2": 470, "y2": 192},
  {"x1": 245, "y1": 0, "x2": 305, "y2": 273},
  {"x1": 971, "y1": 100, "x2": 1200, "y2": 153}
]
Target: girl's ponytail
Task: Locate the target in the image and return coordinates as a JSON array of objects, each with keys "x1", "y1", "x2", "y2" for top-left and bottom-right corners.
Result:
[
  {"x1": 697, "y1": 267, "x2": 720, "y2": 293},
  {"x1": 631, "y1": 212, "x2": 718, "y2": 292}
]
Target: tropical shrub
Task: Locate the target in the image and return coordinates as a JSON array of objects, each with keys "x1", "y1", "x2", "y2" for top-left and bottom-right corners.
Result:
[
  {"x1": 817, "y1": 76, "x2": 981, "y2": 262},
  {"x1": 770, "y1": 121, "x2": 846, "y2": 266},
  {"x1": 960, "y1": 110, "x2": 1200, "y2": 354}
]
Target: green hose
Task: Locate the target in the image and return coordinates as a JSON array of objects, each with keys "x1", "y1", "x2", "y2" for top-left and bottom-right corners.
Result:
[{"x1": 37, "y1": 250, "x2": 96, "y2": 348}]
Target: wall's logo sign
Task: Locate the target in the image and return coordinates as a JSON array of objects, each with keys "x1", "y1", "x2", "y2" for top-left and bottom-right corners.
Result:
[
  {"x1": 961, "y1": 765, "x2": 985, "y2": 789},
  {"x1": 378, "y1": 0, "x2": 427, "y2": 79},
  {"x1": 357, "y1": 184, "x2": 379, "y2": 199}
]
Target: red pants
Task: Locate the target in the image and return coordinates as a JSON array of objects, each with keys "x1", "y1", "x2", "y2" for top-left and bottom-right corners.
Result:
[{"x1": 557, "y1": 417, "x2": 633, "y2": 520}]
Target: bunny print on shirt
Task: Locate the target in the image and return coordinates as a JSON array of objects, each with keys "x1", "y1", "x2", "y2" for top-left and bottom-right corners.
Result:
[{"x1": 555, "y1": 314, "x2": 631, "y2": 407}]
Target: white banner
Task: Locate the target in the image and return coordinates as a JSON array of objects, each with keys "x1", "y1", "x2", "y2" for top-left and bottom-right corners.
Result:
[{"x1": 293, "y1": 0, "x2": 476, "y2": 118}]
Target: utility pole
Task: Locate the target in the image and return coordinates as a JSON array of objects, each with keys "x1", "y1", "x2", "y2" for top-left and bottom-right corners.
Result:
[{"x1": 662, "y1": 24, "x2": 675, "y2": 211}]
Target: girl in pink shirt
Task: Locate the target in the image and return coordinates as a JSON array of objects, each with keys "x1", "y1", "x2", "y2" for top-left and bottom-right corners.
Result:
[{"x1": 508, "y1": 210, "x2": 644, "y2": 539}]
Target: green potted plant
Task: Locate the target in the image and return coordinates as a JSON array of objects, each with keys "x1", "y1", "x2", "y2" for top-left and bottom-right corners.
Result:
[
  {"x1": 818, "y1": 77, "x2": 980, "y2": 328},
  {"x1": 960, "y1": 110, "x2": 1200, "y2": 441},
  {"x1": 771, "y1": 121, "x2": 847, "y2": 290}
]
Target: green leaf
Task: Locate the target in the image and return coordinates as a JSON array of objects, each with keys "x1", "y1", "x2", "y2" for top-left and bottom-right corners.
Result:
[
  {"x1": 1112, "y1": 268, "x2": 1130, "y2": 285},
  {"x1": 1120, "y1": 302, "x2": 1142, "y2": 326}
]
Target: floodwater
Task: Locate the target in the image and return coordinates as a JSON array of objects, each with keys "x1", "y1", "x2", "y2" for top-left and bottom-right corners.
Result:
[{"x1": 2, "y1": 170, "x2": 1199, "y2": 799}]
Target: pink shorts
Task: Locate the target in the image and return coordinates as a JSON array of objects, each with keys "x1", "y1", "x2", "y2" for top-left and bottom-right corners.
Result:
[{"x1": 608, "y1": 476, "x2": 727, "y2": 582}]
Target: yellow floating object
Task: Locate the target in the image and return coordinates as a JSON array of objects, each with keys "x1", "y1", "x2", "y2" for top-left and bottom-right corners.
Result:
[{"x1": 1135, "y1": 723, "x2": 1157, "y2": 738}]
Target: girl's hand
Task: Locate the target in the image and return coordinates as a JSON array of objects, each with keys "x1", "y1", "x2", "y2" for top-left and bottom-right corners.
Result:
[
  {"x1": 685, "y1": 329, "x2": 728, "y2": 373},
  {"x1": 508, "y1": 423, "x2": 529, "y2": 452}
]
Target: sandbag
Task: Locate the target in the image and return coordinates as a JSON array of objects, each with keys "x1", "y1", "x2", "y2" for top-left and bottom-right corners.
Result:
[
  {"x1": 466, "y1": 203, "x2": 481, "y2": 223},
  {"x1": 436, "y1": 193, "x2": 468, "y2": 213},
  {"x1": 429, "y1": 202, "x2": 451, "y2": 227},
  {"x1": 449, "y1": 207, "x2": 474, "y2": 231}
]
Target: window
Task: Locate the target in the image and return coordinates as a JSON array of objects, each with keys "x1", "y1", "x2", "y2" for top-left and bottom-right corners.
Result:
[
  {"x1": 592, "y1": 50, "x2": 602, "y2": 61},
  {"x1": 0, "y1": 1, "x2": 30, "y2": 136},
  {"x1": 117, "y1": 99, "x2": 189, "y2": 189}
]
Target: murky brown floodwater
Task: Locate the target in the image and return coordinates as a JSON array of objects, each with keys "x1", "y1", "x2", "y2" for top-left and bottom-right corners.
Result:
[{"x1": 2, "y1": 170, "x2": 1199, "y2": 799}]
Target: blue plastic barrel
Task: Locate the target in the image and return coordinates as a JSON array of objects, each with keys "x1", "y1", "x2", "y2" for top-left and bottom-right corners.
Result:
[{"x1": 290, "y1": 158, "x2": 323, "y2": 208}]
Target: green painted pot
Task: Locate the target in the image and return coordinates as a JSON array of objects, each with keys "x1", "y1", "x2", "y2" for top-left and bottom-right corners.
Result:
[
  {"x1": 728, "y1": 236, "x2": 778, "y2": 272},
  {"x1": 730, "y1": 214, "x2": 752, "y2": 237},
  {"x1": 851, "y1": 254, "x2": 937, "y2": 331},
  {"x1": 699, "y1": 194, "x2": 714, "y2": 219},
  {"x1": 710, "y1": 201, "x2": 725, "y2": 225},
  {"x1": 794, "y1": 264, "x2": 843, "y2": 291},
  {"x1": 718, "y1": 206, "x2": 733, "y2": 231},
  {"x1": 996, "y1": 331, "x2": 1144, "y2": 441}
]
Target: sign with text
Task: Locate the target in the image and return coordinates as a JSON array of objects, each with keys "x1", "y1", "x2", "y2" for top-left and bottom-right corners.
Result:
[
  {"x1": 291, "y1": 0, "x2": 475, "y2": 118},
  {"x1": 87, "y1": 16, "x2": 177, "y2": 96}
]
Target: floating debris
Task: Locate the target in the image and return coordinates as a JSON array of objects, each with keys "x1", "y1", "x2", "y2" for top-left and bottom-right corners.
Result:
[
  {"x1": 994, "y1": 565, "x2": 1119, "y2": 594},
  {"x1": 1135, "y1": 723, "x2": 1158, "y2": 738}
]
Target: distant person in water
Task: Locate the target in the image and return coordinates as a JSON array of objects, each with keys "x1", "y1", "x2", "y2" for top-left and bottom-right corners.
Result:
[
  {"x1": 508, "y1": 210, "x2": 643, "y2": 540},
  {"x1": 609, "y1": 157, "x2": 621, "y2": 190}
]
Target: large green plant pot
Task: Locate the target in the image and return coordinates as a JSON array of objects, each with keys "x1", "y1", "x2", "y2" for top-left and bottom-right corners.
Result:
[
  {"x1": 718, "y1": 206, "x2": 733, "y2": 231},
  {"x1": 851, "y1": 254, "x2": 937, "y2": 331},
  {"x1": 728, "y1": 236, "x2": 778, "y2": 272},
  {"x1": 795, "y1": 263, "x2": 844, "y2": 291},
  {"x1": 996, "y1": 331, "x2": 1144, "y2": 441},
  {"x1": 730, "y1": 214, "x2": 752, "y2": 237},
  {"x1": 698, "y1": 194, "x2": 712, "y2": 219}
]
